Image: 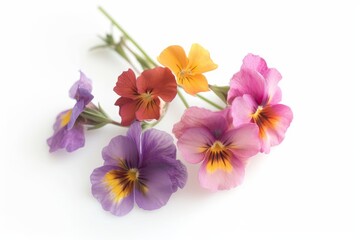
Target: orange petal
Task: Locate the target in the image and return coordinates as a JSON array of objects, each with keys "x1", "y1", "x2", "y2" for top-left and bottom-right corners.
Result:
[
  {"x1": 180, "y1": 74, "x2": 209, "y2": 95},
  {"x1": 157, "y1": 45, "x2": 188, "y2": 74},
  {"x1": 187, "y1": 43, "x2": 218, "y2": 74}
]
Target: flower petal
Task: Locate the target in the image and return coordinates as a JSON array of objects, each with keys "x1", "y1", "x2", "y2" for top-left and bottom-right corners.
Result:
[
  {"x1": 265, "y1": 68, "x2": 282, "y2": 104},
  {"x1": 135, "y1": 97, "x2": 161, "y2": 121},
  {"x1": 115, "y1": 97, "x2": 137, "y2": 126},
  {"x1": 137, "y1": 67, "x2": 177, "y2": 102},
  {"x1": 140, "y1": 127, "x2": 177, "y2": 164},
  {"x1": 47, "y1": 121, "x2": 85, "y2": 152},
  {"x1": 69, "y1": 71, "x2": 92, "y2": 99},
  {"x1": 231, "y1": 95, "x2": 257, "y2": 126},
  {"x1": 180, "y1": 74, "x2": 209, "y2": 95},
  {"x1": 102, "y1": 135, "x2": 139, "y2": 168},
  {"x1": 177, "y1": 127, "x2": 215, "y2": 164},
  {"x1": 228, "y1": 68, "x2": 266, "y2": 105},
  {"x1": 257, "y1": 104, "x2": 293, "y2": 153},
  {"x1": 198, "y1": 157, "x2": 245, "y2": 191},
  {"x1": 134, "y1": 164, "x2": 174, "y2": 210},
  {"x1": 221, "y1": 123, "x2": 260, "y2": 160},
  {"x1": 68, "y1": 88, "x2": 94, "y2": 129},
  {"x1": 114, "y1": 69, "x2": 138, "y2": 99},
  {"x1": 172, "y1": 107, "x2": 230, "y2": 139},
  {"x1": 187, "y1": 43, "x2": 218, "y2": 74},
  {"x1": 157, "y1": 45, "x2": 188, "y2": 74},
  {"x1": 126, "y1": 121, "x2": 142, "y2": 152},
  {"x1": 91, "y1": 165, "x2": 135, "y2": 216},
  {"x1": 166, "y1": 159, "x2": 188, "y2": 192}
]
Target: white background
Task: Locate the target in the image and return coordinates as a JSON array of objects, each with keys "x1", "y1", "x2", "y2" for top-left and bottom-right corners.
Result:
[{"x1": 0, "y1": 0, "x2": 358, "y2": 239}]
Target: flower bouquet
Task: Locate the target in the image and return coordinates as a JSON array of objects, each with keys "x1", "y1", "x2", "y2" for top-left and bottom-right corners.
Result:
[{"x1": 47, "y1": 7, "x2": 293, "y2": 216}]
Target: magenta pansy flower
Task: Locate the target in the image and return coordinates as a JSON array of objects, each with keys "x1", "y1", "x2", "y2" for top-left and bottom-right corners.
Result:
[
  {"x1": 114, "y1": 67, "x2": 177, "y2": 126},
  {"x1": 47, "y1": 71, "x2": 94, "y2": 152},
  {"x1": 173, "y1": 107, "x2": 260, "y2": 191},
  {"x1": 228, "y1": 54, "x2": 293, "y2": 153},
  {"x1": 91, "y1": 122, "x2": 187, "y2": 216}
]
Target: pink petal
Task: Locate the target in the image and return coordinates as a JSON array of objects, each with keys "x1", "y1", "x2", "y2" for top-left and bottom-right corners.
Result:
[
  {"x1": 259, "y1": 104, "x2": 293, "y2": 153},
  {"x1": 264, "y1": 68, "x2": 282, "y2": 104},
  {"x1": 172, "y1": 107, "x2": 231, "y2": 139},
  {"x1": 177, "y1": 127, "x2": 215, "y2": 164},
  {"x1": 242, "y1": 54, "x2": 282, "y2": 104},
  {"x1": 222, "y1": 123, "x2": 260, "y2": 160},
  {"x1": 228, "y1": 68, "x2": 266, "y2": 105},
  {"x1": 242, "y1": 53, "x2": 268, "y2": 75},
  {"x1": 115, "y1": 97, "x2": 137, "y2": 126},
  {"x1": 231, "y1": 95, "x2": 257, "y2": 127},
  {"x1": 198, "y1": 157, "x2": 245, "y2": 191},
  {"x1": 114, "y1": 69, "x2": 138, "y2": 99}
]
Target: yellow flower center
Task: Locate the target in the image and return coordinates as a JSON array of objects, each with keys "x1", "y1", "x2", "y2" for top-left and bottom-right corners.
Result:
[
  {"x1": 60, "y1": 110, "x2": 72, "y2": 127},
  {"x1": 103, "y1": 165, "x2": 147, "y2": 203},
  {"x1": 251, "y1": 105, "x2": 263, "y2": 121},
  {"x1": 251, "y1": 105, "x2": 279, "y2": 139},
  {"x1": 204, "y1": 141, "x2": 233, "y2": 173},
  {"x1": 127, "y1": 168, "x2": 139, "y2": 181}
]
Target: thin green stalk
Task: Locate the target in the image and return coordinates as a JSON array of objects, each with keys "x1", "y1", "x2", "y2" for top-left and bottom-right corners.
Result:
[
  {"x1": 177, "y1": 89, "x2": 189, "y2": 108},
  {"x1": 196, "y1": 94, "x2": 223, "y2": 110},
  {"x1": 113, "y1": 46, "x2": 141, "y2": 74},
  {"x1": 98, "y1": 6, "x2": 157, "y2": 67},
  {"x1": 110, "y1": 121, "x2": 122, "y2": 127}
]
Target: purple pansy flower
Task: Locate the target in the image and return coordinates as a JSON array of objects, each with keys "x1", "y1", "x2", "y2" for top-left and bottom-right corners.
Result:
[
  {"x1": 47, "y1": 71, "x2": 94, "y2": 152},
  {"x1": 90, "y1": 122, "x2": 187, "y2": 216}
]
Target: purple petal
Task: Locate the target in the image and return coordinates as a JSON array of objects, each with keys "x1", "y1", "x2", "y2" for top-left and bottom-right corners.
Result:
[
  {"x1": 140, "y1": 127, "x2": 176, "y2": 165},
  {"x1": 177, "y1": 127, "x2": 215, "y2": 164},
  {"x1": 47, "y1": 121, "x2": 85, "y2": 152},
  {"x1": 90, "y1": 165, "x2": 134, "y2": 216},
  {"x1": 69, "y1": 71, "x2": 93, "y2": 99},
  {"x1": 102, "y1": 135, "x2": 139, "y2": 168},
  {"x1": 164, "y1": 159, "x2": 188, "y2": 192},
  {"x1": 126, "y1": 122, "x2": 142, "y2": 153},
  {"x1": 134, "y1": 164, "x2": 174, "y2": 210}
]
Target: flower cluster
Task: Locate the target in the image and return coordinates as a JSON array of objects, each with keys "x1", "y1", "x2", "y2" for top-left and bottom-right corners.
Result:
[{"x1": 48, "y1": 7, "x2": 293, "y2": 216}]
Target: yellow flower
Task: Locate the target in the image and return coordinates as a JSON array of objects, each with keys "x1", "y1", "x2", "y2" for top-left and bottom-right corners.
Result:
[{"x1": 157, "y1": 43, "x2": 218, "y2": 95}]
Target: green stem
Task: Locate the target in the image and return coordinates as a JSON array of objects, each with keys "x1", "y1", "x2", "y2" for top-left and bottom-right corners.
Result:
[
  {"x1": 177, "y1": 89, "x2": 189, "y2": 108},
  {"x1": 98, "y1": 7, "x2": 157, "y2": 67},
  {"x1": 110, "y1": 121, "x2": 122, "y2": 127},
  {"x1": 196, "y1": 94, "x2": 223, "y2": 110},
  {"x1": 113, "y1": 45, "x2": 141, "y2": 74}
]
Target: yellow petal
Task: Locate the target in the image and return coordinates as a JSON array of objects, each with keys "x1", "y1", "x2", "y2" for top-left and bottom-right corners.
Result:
[
  {"x1": 157, "y1": 45, "x2": 188, "y2": 74},
  {"x1": 187, "y1": 43, "x2": 218, "y2": 74},
  {"x1": 180, "y1": 74, "x2": 209, "y2": 95}
]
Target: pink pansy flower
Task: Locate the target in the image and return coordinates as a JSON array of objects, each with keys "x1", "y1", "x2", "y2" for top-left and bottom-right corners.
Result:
[
  {"x1": 228, "y1": 54, "x2": 293, "y2": 153},
  {"x1": 173, "y1": 107, "x2": 260, "y2": 191}
]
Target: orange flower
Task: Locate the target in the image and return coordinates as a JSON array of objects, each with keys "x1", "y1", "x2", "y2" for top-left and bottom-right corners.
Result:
[{"x1": 157, "y1": 44, "x2": 218, "y2": 95}]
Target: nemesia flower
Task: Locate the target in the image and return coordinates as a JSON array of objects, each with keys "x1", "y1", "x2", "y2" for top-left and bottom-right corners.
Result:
[
  {"x1": 228, "y1": 54, "x2": 293, "y2": 153},
  {"x1": 91, "y1": 122, "x2": 187, "y2": 216},
  {"x1": 158, "y1": 43, "x2": 218, "y2": 95},
  {"x1": 114, "y1": 67, "x2": 177, "y2": 126},
  {"x1": 47, "y1": 71, "x2": 94, "y2": 152},
  {"x1": 173, "y1": 107, "x2": 260, "y2": 191}
]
